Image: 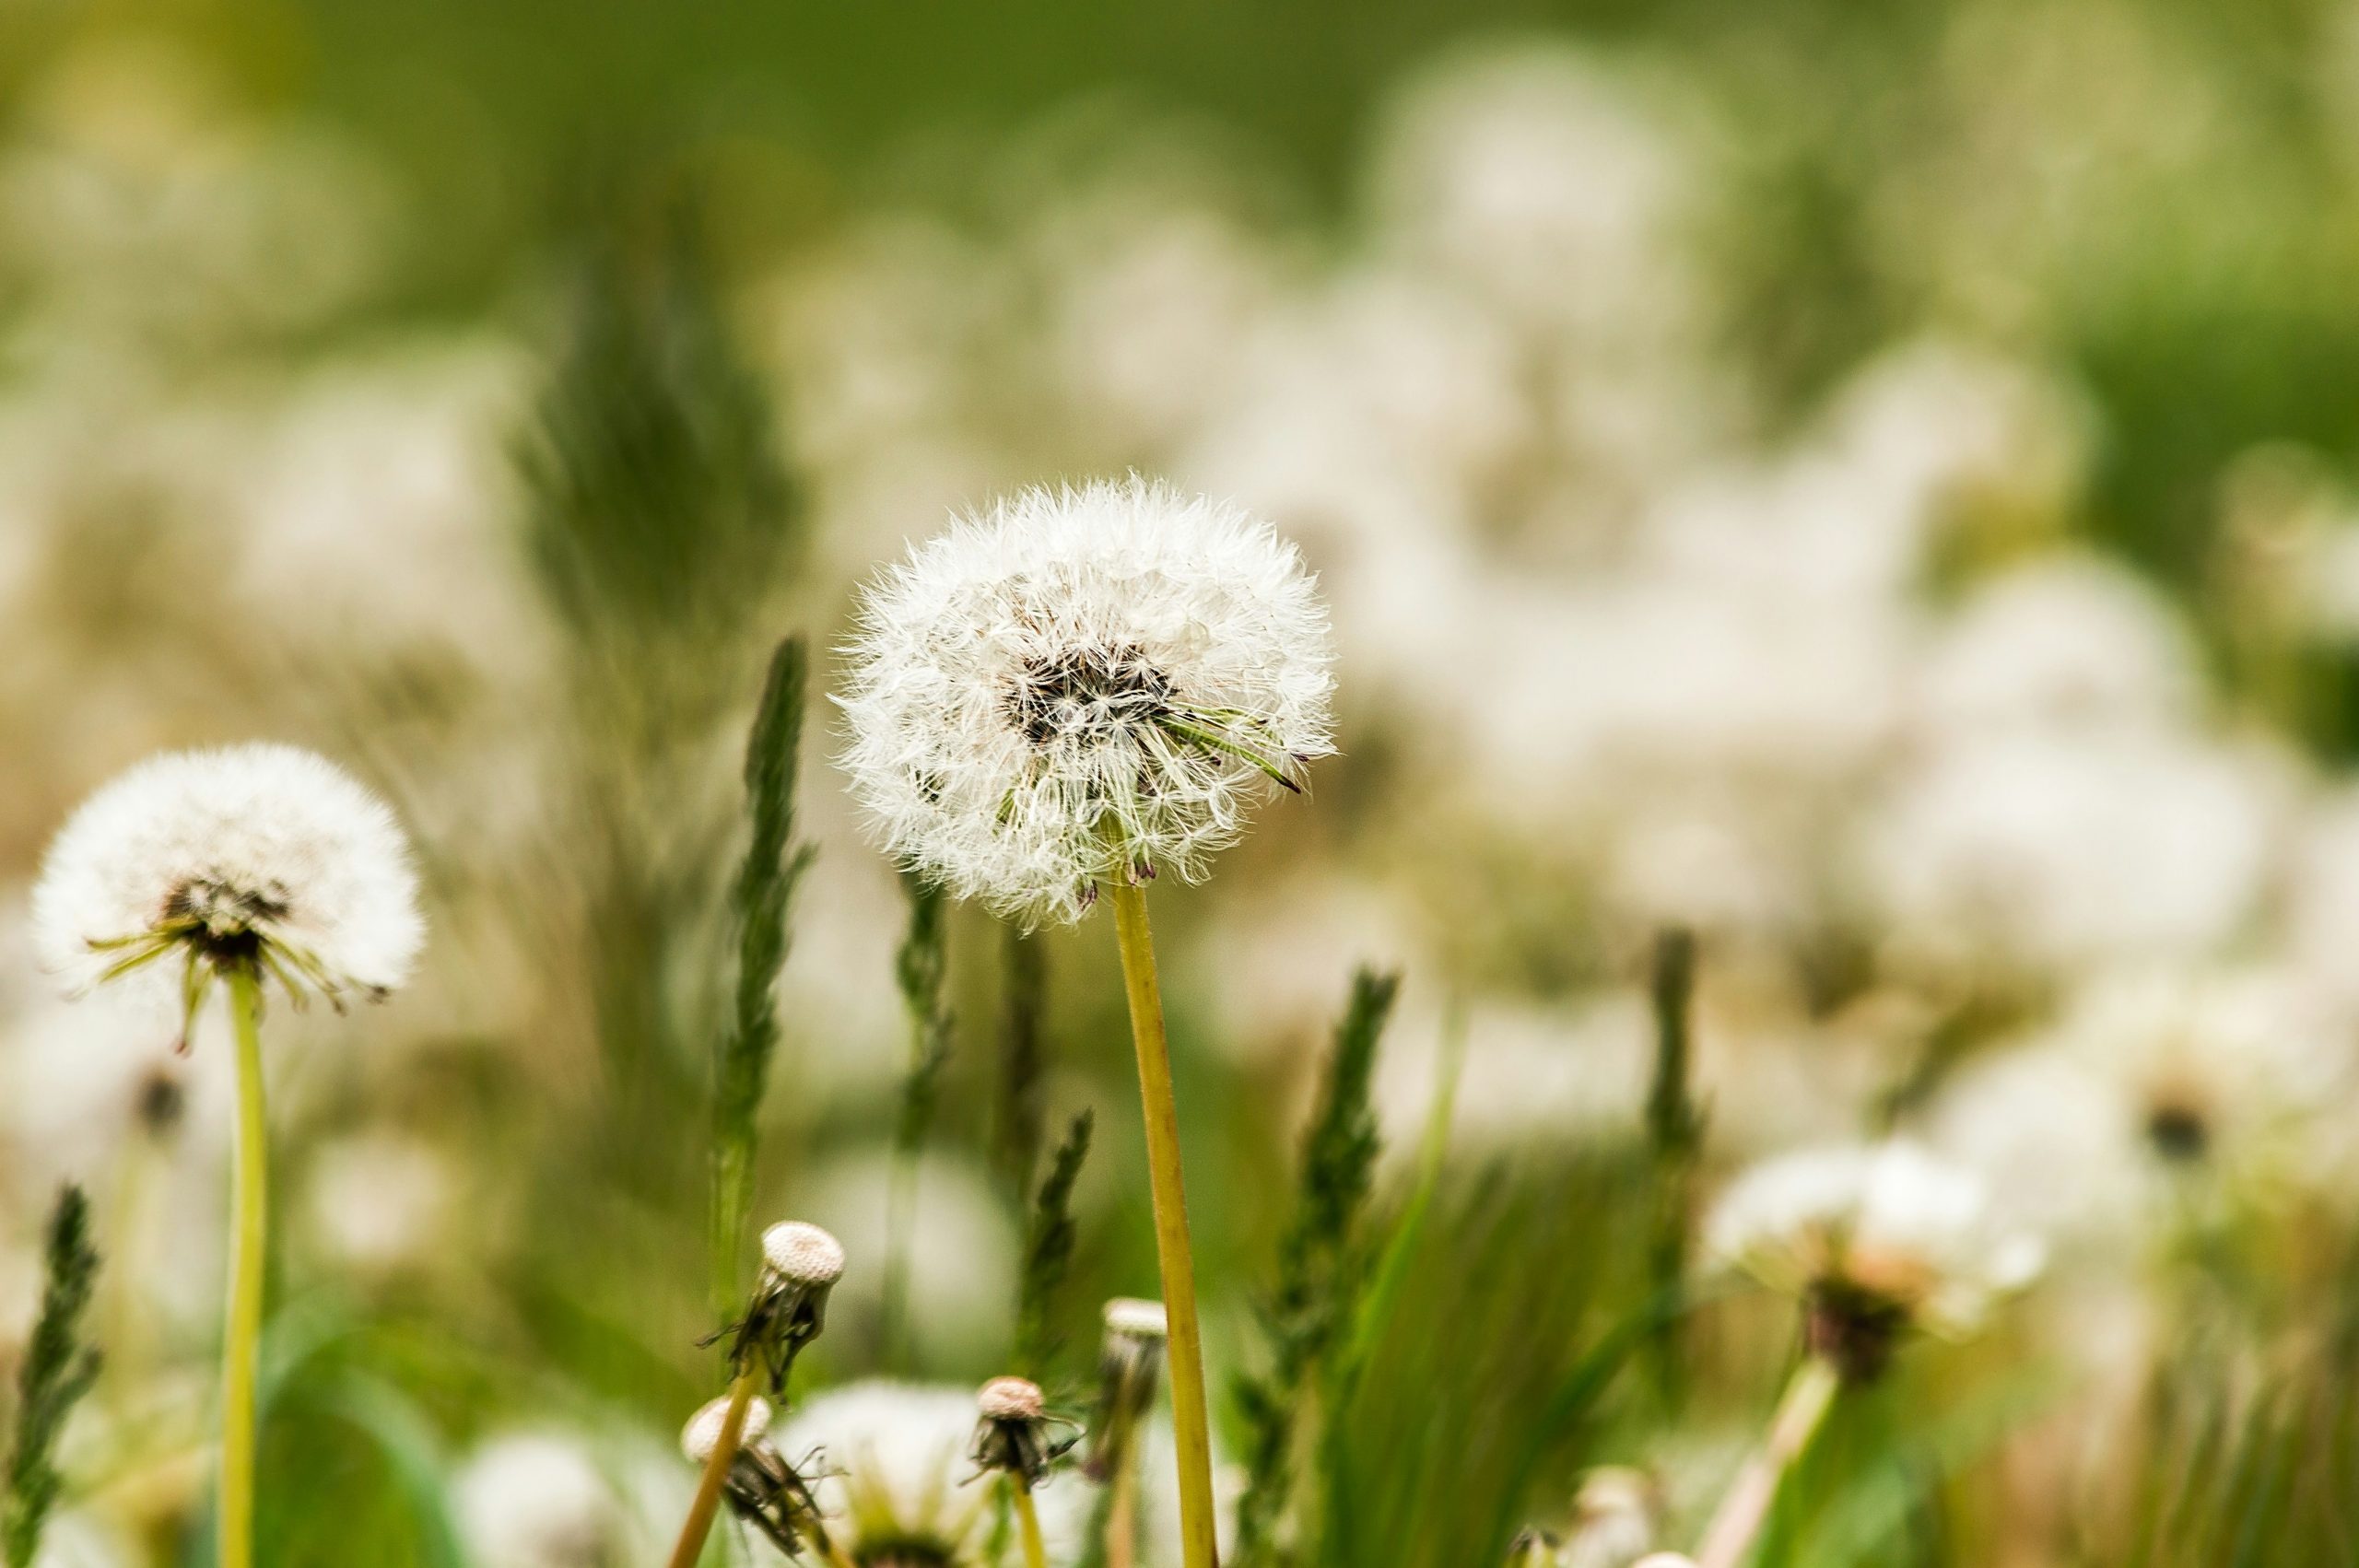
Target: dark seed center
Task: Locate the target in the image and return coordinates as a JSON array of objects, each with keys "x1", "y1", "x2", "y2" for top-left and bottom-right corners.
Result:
[
  {"x1": 2147, "y1": 1102, "x2": 2211, "y2": 1163},
  {"x1": 164, "y1": 878, "x2": 290, "y2": 965},
  {"x1": 1007, "y1": 645, "x2": 1173, "y2": 745}
]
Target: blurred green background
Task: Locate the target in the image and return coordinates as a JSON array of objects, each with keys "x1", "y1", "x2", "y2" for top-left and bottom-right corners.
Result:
[{"x1": 11, "y1": 1, "x2": 2359, "y2": 1565}]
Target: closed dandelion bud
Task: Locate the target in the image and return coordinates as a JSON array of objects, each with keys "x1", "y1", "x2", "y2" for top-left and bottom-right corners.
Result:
[
  {"x1": 971, "y1": 1375, "x2": 1067, "y2": 1487},
  {"x1": 680, "y1": 1395, "x2": 774, "y2": 1465},
  {"x1": 742, "y1": 1220, "x2": 847, "y2": 1387},
  {"x1": 681, "y1": 1394, "x2": 834, "y2": 1561},
  {"x1": 1086, "y1": 1296, "x2": 1168, "y2": 1482}
]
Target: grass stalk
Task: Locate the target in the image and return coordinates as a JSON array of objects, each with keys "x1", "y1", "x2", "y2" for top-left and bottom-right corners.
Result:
[
  {"x1": 883, "y1": 872, "x2": 954, "y2": 1369},
  {"x1": 219, "y1": 967, "x2": 269, "y2": 1568},
  {"x1": 2, "y1": 1186, "x2": 102, "y2": 1568},
  {"x1": 709, "y1": 636, "x2": 815, "y2": 1320},
  {"x1": 1694, "y1": 1355, "x2": 1841, "y2": 1568},
  {"x1": 1108, "y1": 879, "x2": 1220, "y2": 1568},
  {"x1": 1644, "y1": 927, "x2": 1702, "y2": 1411}
]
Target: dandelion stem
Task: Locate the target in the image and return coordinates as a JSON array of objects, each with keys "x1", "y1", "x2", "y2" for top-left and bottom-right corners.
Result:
[
  {"x1": 665, "y1": 1363, "x2": 759, "y2": 1568},
  {"x1": 1012, "y1": 1474, "x2": 1050, "y2": 1568},
  {"x1": 1693, "y1": 1354, "x2": 1841, "y2": 1568},
  {"x1": 1106, "y1": 1462, "x2": 1141, "y2": 1568},
  {"x1": 219, "y1": 967, "x2": 269, "y2": 1568},
  {"x1": 1109, "y1": 879, "x2": 1220, "y2": 1568}
]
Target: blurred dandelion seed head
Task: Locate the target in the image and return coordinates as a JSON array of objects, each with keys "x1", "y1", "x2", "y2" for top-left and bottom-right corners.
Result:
[
  {"x1": 32, "y1": 743, "x2": 422, "y2": 1013},
  {"x1": 1707, "y1": 1141, "x2": 2045, "y2": 1375},
  {"x1": 1103, "y1": 1295, "x2": 1168, "y2": 1340},
  {"x1": 838, "y1": 475, "x2": 1334, "y2": 924},
  {"x1": 453, "y1": 1433, "x2": 620, "y2": 1568}
]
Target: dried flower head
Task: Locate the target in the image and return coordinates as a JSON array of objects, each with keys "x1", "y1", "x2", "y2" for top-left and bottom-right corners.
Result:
[
  {"x1": 1087, "y1": 1296, "x2": 1168, "y2": 1483},
  {"x1": 736, "y1": 1220, "x2": 847, "y2": 1391},
  {"x1": 1102, "y1": 1296, "x2": 1169, "y2": 1341},
  {"x1": 1705, "y1": 1141, "x2": 2044, "y2": 1380},
  {"x1": 681, "y1": 1393, "x2": 837, "y2": 1562},
  {"x1": 33, "y1": 744, "x2": 422, "y2": 1042},
  {"x1": 971, "y1": 1375, "x2": 1074, "y2": 1487},
  {"x1": 681, "y1": 1394, "x2": 775, "y2": 1464},
  {"x1": 976, "y1": 1375, "x2": 1045, "y2": 1423},
  {"x1": 838, "y1": 476, "x2": 1335, "y2": 925},
  {"x1": 762, "y1": 1220, "x2": 849, "y2": 1287}
]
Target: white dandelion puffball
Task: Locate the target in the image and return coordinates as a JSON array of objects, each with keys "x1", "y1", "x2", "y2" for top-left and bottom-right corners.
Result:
[
  {"x1": 453, "y1": 1432, "x2": 620, "y2": 1568},
  {"x1": 1706, "y1": 1141, "x2": 2045, "y2": 1340},
  {"x1": 33, "y1": 743, "x2": 423, "y2": 1009},
  {"x1": 839, "y1": 477, "x2": 1334, "y2": 924}
]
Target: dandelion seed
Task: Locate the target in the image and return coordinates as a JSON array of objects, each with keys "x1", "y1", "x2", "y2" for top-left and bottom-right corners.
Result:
[
  {"x1": 838, "y1": 475, "x2": 1334, "y2": 926},
  {"x1": 32, "y1": 743, "x2": 422, "y2": 1039}
]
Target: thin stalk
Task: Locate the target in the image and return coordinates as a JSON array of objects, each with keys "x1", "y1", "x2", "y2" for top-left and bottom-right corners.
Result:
[
  {"x1": 880, "y1": 1153, "x2": 919, "y2": 1368},
  {"x1": 219, "y1": 968, "x2": 268, "y2": 1568},
  {"x1": 1106, "y1": 1462, "x2": 1141, "y2": 1568},
  {"x1": 1693, "y1": 1355, "x2": 1841, "y2": 1568},
  {"x1": 1644, "y1": 928, "x2": 1701, "y2": 1413},
  {"x1": 1108, "y1": 879, "x2": 1219, "y2": 1568},
  {"x1": 1012, "y1": 1475, "x2": 1050, "y2": 1568},
  {"x1": 665, "y1": 1364, "x2": 760, "y2": 1568}
]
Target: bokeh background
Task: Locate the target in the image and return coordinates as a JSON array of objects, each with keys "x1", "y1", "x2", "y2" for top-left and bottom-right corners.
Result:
[{"x1": 9, "y1": 1, "x2": 2359, "y2": 1563}]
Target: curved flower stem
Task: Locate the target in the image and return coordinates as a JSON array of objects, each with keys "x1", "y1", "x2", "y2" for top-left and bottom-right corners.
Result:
[
  {"x1": 219, "y1": 966, "x2": 269, "y2": 1568},
  {"x1": 666, "y1": 1364, "x2": 760, "y2": 1568},
  {"x1": 1694, "y1": 1355, "x2": 1842, "y2": 1568},
  {"x1": 1109, "y1": 879, "x2": 1220, "y2": 1568},
  {"x1": 1012, "y1": 1474, "x2": 1050, "y2": 1568}
]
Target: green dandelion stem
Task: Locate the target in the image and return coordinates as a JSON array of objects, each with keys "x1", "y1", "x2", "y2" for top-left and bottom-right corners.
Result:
[{"x1": 1109, "y1": 878, "x2": 1221, "y2": 1568}]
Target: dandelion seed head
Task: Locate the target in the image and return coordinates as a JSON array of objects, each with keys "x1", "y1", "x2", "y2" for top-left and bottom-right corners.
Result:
[
  {"x1": 453, "y1": 1432, "x2": 617, "y2": 1568},
  {"x1": 977, "y1": 1375, "x2": 1044, "y2": 1422},
  {"x1": 1564, "y1": 1466, "x2": 1661, "y2": 1568},
  {"x1": 760, "y1": 1220, "x2": 847, "y2": 1286},
  {"x1": 1706, "y1": 1141, "x2": 2043, "y2": 1373},
  {"x1": 32, "y1": 743, "x2": 422, "y2": 1011},
  {"x1": 838, "y1": 476, "x2": 1334, "y2": 925},
  {"x1": 681, "y1": 1395, "x2": 774, "y2": 1464},
  {"x1": 1103, "y1": 1296, "x2": 1168, "y2": 1340}
]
